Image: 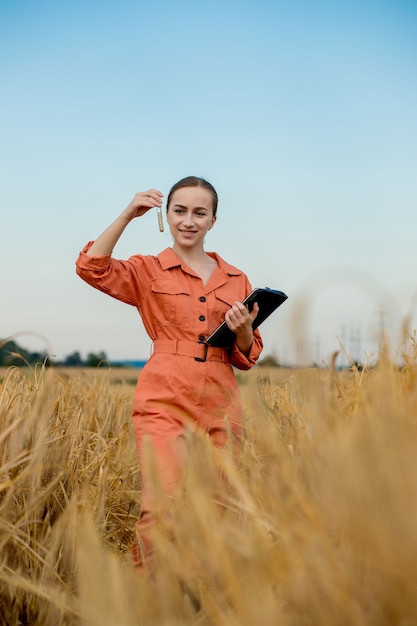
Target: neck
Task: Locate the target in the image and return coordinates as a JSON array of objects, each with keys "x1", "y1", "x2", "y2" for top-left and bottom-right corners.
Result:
[{"x1": 172, "y1": 243, "x2": 208, "y2": 265}]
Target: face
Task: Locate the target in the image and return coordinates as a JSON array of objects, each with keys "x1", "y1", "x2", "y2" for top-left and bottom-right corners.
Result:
[{"x1": 166, "y1": 186, "x2": 216, "y2": 250}]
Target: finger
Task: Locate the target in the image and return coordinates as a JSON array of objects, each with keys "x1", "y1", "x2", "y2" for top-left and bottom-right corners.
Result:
[
  {"x1": 227, "y1": 308, "x2": 242, "y2": 323},
  {"x1": 231, "y1": 302, "x2": 246, "y2": 316},
  {"x1": 250, "y1": 302, "x2": 259, "y2": 321},
  {"x1": 142, "y1": 195, "x2": 159, "y2": 208},
  {"x1": 147, "y1": 188, "x2": 164, "y2": 197},
  {"x1": 225, "y1": 309, "x2": 235, "y2": 322},
  {"x1": 145, "y1": 189, "x2": 164, "y2": 206}
]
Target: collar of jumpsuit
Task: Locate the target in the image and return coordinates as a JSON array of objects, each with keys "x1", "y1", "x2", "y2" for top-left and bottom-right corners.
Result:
[{"x1": 157, "y1": 247, "x2": 242, "y2": 291}]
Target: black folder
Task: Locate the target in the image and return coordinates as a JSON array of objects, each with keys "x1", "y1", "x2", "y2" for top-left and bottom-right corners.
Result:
[{"x1": 206, "y1": 287, "x2": 288, "y2": 350}]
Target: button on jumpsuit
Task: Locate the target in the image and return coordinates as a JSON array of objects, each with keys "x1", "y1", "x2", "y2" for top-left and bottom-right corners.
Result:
[{"x1": 76, "y1": 243, "x2": 263, "y2": 566}]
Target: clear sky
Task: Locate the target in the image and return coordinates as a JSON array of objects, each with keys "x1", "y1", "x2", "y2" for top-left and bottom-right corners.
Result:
[{"x1": 1, "y1": 0, "x2": 416, "y2": 367}]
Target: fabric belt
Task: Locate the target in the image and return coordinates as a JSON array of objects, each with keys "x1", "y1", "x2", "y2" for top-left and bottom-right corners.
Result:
[{"x1": 152, "y1": 339, "x2": 230, "y2": 363}]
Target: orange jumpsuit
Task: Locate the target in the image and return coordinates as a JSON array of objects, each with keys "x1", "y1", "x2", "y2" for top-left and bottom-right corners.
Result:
[{"x1": 76, "y1": 243, "x2": 263, "y2": 565}]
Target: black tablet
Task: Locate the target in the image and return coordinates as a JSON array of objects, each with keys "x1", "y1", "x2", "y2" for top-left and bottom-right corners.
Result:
[{"x1": 206, "y1": 287, "x2": 288, "y2": 350}]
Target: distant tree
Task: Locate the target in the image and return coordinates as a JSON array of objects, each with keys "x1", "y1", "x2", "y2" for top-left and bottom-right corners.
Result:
[
  {"x1": 257, "y1": 354, "x2": 280, "y2": 368},
  {"x1": 63, "y1": 351, "x2": 83, "y2": 367},
  {"x1": 0, "y1": 339, "x2": 50, "y2": 366},
  {"x1": 86, "y1": 351, "x2": 108, "y2": 367},
  {"x1": 28, "y1": 351, "x2": 51, "y2": 366},
  {"x1": 0, "y1": 340, "x2": 112, "y2": 368},
  {"x1": 0, "y1": 339, "x2": 19, "y2": 365}
]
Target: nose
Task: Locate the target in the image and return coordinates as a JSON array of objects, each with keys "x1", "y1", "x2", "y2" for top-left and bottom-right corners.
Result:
[{"x1": 183, "y1": 211, "x2": 194, "y2": 227}]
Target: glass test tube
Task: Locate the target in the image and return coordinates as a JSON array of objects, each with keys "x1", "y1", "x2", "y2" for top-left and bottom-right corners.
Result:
[{"x1": 157, "y1": 207, "x2": 164, "y2": 232}]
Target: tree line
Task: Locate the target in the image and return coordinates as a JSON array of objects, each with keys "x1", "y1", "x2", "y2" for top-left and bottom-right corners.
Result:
[
  {"x1": 0, "y1": 338, "x2": 282, "y2": 369},
  {"x1": 0, "y1": 339, "x2": 110, "y2": 368}
]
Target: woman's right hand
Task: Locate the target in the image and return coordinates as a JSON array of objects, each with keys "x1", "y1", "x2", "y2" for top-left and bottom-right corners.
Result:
[
  {"x1": 122, "y1": 189, "x2": 164, "y2": 221},
  {"x1": 84, "y1": 188, "x2": 165, "y2": 258}
]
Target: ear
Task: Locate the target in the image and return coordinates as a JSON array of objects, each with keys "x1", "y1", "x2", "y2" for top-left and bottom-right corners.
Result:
[{"x1": 208, "y1": 215, "x2": 216, "y2": 230}]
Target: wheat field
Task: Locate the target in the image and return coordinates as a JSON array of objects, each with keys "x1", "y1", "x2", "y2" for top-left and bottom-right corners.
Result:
[{"x1": 1, "y1": 338, "x2": 417, "y2": 625}]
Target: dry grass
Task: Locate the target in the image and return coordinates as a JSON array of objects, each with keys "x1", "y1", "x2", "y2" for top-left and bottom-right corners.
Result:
[{"x1": 1, "y1": 339, "x2": 417, "y2": 625}]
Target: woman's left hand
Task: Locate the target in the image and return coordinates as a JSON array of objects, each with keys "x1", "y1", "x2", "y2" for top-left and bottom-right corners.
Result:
[{"x1": 225, "y1": 301, "x2": 259, "y2": 355}]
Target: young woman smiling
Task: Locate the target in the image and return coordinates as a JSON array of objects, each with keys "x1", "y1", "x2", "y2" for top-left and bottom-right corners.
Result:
[{"x1": 76, "y1": 176, "x2": 263, "y2": 569}]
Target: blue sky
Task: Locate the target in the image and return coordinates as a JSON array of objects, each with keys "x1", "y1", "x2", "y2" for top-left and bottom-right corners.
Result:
[{"x1": 1, "y1": 0, "x2": 416, "y2": 366}]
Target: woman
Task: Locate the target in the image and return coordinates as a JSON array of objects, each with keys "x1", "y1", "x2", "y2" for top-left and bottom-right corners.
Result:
[{"x1": 76, "y1": 176, "x2": 263, "y2": 567}]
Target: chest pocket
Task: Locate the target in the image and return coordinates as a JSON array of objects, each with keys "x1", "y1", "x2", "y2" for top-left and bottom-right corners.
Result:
[
  {"x1": 150, "y1": 279, "x2": 191, "y2": 327},
  {"x1": 211, "y1": 285, "x2": 241, "y2": 328}
]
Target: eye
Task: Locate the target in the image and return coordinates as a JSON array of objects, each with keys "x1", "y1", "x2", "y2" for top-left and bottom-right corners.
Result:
[
  {"x1": 196, "y1": 211, "x2": 207, "y2": 217},
  {"x1": 174, "y1": 208, "x2": 185, "y2": 214}
]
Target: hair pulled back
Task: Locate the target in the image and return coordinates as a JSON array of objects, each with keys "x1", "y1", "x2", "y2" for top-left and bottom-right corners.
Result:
[{"x1": 166, "y1": 176, "x2": 218, "y2": 216}]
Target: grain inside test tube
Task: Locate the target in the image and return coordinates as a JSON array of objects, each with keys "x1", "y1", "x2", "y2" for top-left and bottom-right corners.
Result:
[{"x1": 157, "y1": 207, "x2": 164, "y2": 232}]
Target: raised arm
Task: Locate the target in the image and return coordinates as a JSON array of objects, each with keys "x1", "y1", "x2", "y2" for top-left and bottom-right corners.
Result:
[{"x1": 86, "y1": 189, "x2": 164, "y2": 257}]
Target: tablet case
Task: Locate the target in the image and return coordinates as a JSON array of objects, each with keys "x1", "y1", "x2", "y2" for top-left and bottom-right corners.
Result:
[{"x1": 206, "y1": 287, "x2": 288, "y2": 350}]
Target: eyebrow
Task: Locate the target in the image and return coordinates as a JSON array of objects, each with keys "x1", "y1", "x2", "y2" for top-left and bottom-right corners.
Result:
[{"x1": 172, "y1": 204, "x2": 209, "y2": 211}]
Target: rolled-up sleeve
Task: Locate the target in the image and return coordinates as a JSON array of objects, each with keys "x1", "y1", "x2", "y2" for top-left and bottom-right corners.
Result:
[
  {"x1": 76, "y1": 241, "x2": 140, "y2": 306},
  {"x1": 230, "y1": 328, "x2": 263, "y2": 371}
]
